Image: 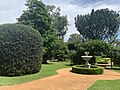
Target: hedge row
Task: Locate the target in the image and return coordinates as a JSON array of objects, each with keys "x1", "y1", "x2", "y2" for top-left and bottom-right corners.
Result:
[{"x1": 72, "y1": 65, "x2": 104, "y2": 75}]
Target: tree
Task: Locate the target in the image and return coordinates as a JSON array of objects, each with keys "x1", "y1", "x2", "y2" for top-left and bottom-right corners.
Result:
[
  {"x1": 17, "y1": 0, "x2": 54, "y2": 35},
  {"x1": 112, "y1": 39, "x2": 120, "y2": 46},
  {"x1": 51, "y1": 39, "x2": 69, "y2": 61},
  {"x1": 75, "y1": 8, "x2": 120, "y2": 42},
  {"x1": 17, "y1": 0, "x2": 56, "y2": 63},
  {"x1": 17, "y1": 0, "x2": 69, "y2": 63},
  {"x1": 68, "y1": 33, "x2": 83, "y2": 44},
  {"x1": 67, "y1": 33, "x2": 83, "y2": 51},
  {"x1": 74, "y1": 40, "x2": 111, "y2": 65},
  {"x1": 67, "y1": 33, "x2": 83, "y2": 50},
  {"x1": 47, "y1": 5, "x2": 68, "y2": 39}
]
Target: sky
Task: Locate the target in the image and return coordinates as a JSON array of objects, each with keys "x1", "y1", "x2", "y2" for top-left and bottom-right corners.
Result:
[{"x1": 0, "y1": 0, "x2": 120, "y2": 41}]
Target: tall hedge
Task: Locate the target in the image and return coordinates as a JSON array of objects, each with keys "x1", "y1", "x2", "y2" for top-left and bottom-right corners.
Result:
[{"x1": 0, "y1": 24, "x2": 43, "y2": 76}]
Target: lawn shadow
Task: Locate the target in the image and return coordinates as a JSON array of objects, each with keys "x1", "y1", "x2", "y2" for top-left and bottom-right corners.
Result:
[
  {"x1": 42, "y1": 62, "x2": 55, "y2": 65},
  {"x1": 106, "y1": 67, "x2": 120, "y2": 70},
  {"x1": 65, "y1": 64, "x2": 74, "y2": 66}
]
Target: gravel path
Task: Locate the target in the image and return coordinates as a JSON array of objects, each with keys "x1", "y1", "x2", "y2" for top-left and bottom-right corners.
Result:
[{"x1": 0, "y1": 68, "x2": 120, "y2": 90}]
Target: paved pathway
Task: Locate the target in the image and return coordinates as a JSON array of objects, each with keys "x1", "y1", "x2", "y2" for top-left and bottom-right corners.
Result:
[{"x1": 0, "y1": 68, "x2": 120, "y2": 90}]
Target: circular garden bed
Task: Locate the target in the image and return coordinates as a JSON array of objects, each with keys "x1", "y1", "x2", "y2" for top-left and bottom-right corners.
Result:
[{"x1": 72, "y1": 65, "x2": 104, "y2": 75}]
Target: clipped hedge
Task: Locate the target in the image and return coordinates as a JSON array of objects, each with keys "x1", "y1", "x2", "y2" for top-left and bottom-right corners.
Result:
[
  {"x1": 72, "y1": 65, "x2": 104, "y2": 75},
  {"x1": 0, "y1": 24, "x2": 43, "y2": 76},
  {"x1": 97, "y1": 58, "x2": 111, "y2": 64}
]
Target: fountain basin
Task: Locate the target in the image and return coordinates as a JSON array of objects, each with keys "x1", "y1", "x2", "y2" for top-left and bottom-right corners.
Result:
[{"x1": 81, "y1": 56, "x2": 93, "y2": 60}]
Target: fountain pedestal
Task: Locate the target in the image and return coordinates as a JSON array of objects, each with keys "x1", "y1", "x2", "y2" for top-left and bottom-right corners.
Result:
[
  {"x1": 81, "y1": 52, "x2": 92, "y2": 68},
  {"x1": 85, "y1": 60, "x2": 90, "y2": 68},
  {"x1": 81, "y1": 56, "x2": 92, "y2": 68}
]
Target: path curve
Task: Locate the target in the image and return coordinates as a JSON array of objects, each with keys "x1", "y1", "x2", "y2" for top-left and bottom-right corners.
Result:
[{"x1": 0, "y1": 68, "x2": 120, "y2": 90}]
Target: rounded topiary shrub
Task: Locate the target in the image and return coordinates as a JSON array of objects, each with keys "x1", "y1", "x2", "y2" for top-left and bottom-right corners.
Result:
[
  {"x1": 0, "y1": 24, "x2": 43, "y2": 76},
  {"x1": 72, "y1": 65, "x2": 104, "y2": 75}
]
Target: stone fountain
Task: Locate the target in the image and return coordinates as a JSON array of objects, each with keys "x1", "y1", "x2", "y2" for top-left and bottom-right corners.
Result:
[
  {"x1": 72, "y1": 52, "x2": 104, "y2": 74},
  {"x1": 81, "y1": 52, "x2": 93, "y2": 68}
]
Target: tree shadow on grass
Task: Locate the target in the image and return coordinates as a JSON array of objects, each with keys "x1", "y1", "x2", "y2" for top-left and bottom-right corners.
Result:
[
  {"x1": 106, "y1": 67, "x2": 120, "y2": 70},
  {"x1": 42, "y1": 62, "x2": 55, "y2": 65},
  {"x1": 65, "y1": 64, "x2": 74, "y2": 66}
]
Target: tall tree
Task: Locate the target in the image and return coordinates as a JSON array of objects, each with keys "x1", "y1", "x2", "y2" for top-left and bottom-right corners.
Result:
[
  {"x1": 17, "y1": 0, "x2": 56, "y2": 63},
  {"x1": 17, "y1": 0, "x2": 54, "y2": 35},
  {"x1": 75, "y1": 8, "x2": 120, "y2": 42},
  {"x1": 47, "y1": 5, "x2": 68, "y2": 39},
  {"x1": 67, "y1": 33, "x2": 83, "y2": 51},
  {"x1": 68, "y1": 33, "x2": 83, "y2": 44}
]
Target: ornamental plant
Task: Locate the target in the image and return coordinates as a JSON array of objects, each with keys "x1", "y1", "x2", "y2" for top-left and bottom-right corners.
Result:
[{"x1": 0, "y1": 24, "x2": 43, "y2": 76}]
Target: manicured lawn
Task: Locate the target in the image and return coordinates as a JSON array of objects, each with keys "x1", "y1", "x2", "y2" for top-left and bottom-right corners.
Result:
[
  {"x1": 110, "y1": 67, "x2": 120, "y2": 73},
  {"x1": 0, "y1": 62, "x2": 70, "y2": 86},
  {"x1": 88, "y1": 79, "x2": 120, "y2": 90},
  {"x1": 88, "y1": 67, "x2": 120, "y2": 90}
]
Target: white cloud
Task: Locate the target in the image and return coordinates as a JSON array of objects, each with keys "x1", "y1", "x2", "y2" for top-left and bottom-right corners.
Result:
[
  {"x1": 0, "y1": 0, "x2": 26, "y2": 24},
  {"x1": 0, "y1": 0, "x2": 120, "y2": 41},
  {"x1": 44, "y1": 0, "x2": 120, "y2": 41}
]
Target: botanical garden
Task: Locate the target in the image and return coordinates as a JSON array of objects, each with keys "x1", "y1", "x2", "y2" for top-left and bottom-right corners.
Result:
[{"x1": 0, "y1": 0, "x2": 120, "y2": 90}]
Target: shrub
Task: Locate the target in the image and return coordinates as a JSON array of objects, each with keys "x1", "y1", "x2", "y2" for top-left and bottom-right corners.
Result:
[
  {"x1": 77, "y1": 40, "x2": 111, "y2": 56},
  {"x1": 110, "y1": 46, "x2": 120, "y2": 67},
  {"x1": 95, "y1": 56, "x2": 111, "y2": 64},
  {"x1": 72, "y1": 65, "x2": 104, "y2": 75},
  {"x1": 101, "y1": 58, "x2": 111, "y2": 63},
  {"x1": 68, "y1": 50, "x2": 77, "y2": 65},
  {"x1": 0, "y1": 24, "x2": 43, "y2": 76}
]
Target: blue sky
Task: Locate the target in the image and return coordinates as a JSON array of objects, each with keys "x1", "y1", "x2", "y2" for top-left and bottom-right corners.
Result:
[{"x1": 0, "y1": 0, "x2": 120, "y2": 41}]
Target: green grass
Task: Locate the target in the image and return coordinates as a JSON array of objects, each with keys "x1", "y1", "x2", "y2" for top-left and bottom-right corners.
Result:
[
  {"x1": 88, "y1": 67, "x2": 120, "y2": 90},
  {"x1": 110, "y1": 66, "x2": 120, "y2": 73},
  {"x1": 88, "y1": 79, "x2": 120, "y2": 90},
  {"x1": 0, "y1": 62, "x2": 70, "y2": 86}
]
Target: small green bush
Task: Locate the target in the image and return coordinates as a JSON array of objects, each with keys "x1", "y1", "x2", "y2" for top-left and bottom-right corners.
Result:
[
  {"x1": 0, "y1": 24, "x2": 43, "y2": 76},
  {"x1": 72, "y1": 65, "x2": 104, "y2": 75},
  {"x1": 100, "y1": 58, "x2": 111, "y2": 64},
  {"x1": 95, "y1": 56, "x2": 111, "y2": 64}
]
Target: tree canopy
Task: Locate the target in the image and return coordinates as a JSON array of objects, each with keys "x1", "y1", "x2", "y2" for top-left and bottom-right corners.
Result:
[
  {"x1": 17, "y1": 0, "x2": 54, "y2": 35},
  {"x1": 47, "y1": 5, "x2": 68, "y2": 39},
  {"x1": 68, "y1": 33, "x2": 83, "y2": 44},
  {"x1": 17, "y1": 0, "x2": 69, "y2": 63},
  {"x1": 75, "y1": 8, "x2": 120, "y2": 42},
  {"x1": 17, "y1": 0, "x2": 57, "y2": 63}
]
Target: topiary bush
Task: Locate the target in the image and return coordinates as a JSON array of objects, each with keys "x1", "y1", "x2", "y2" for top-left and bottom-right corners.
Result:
[
  {"x1": 72, "y1": 65, "x2": 104, "y2": 75},
  {"x1": 0, "y1": 24, "x2": 43, "y2": 76}
]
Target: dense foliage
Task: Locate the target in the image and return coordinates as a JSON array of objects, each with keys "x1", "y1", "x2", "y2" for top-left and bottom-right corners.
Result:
[
  {"x1": 17, "y1": 0, "x2": 53, "y2": 35},
  {"x1": 70, "y1": 40, "x2": 111, "y2": 65},
  {"x1": 68, "y1": 33, "x2": 83, "y2": 45},
  {"x1": 17, "y1": 0, "x2": 57, "y2": 63},
  {"x1": 67, "y1": 33, "x2": 83, "y2": 51},
  {"x1": 77, "y1": 40, "x2": 111, "y2": 56},
  {"x1": 75, "y1": 8, "x2": 120, "y2": 42},
  {"x1": 17, "y1": 0, "x2": 68, "y2": 63},
  {"x1": 109, "y1": 46, "x2": 120, "y2": 66},
  {"x1": 0, "y1": 24, "x2": 43, "y2": 76},
  {"x1": 49, "y1": 39, "x2": 69, "y2": 61}
]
